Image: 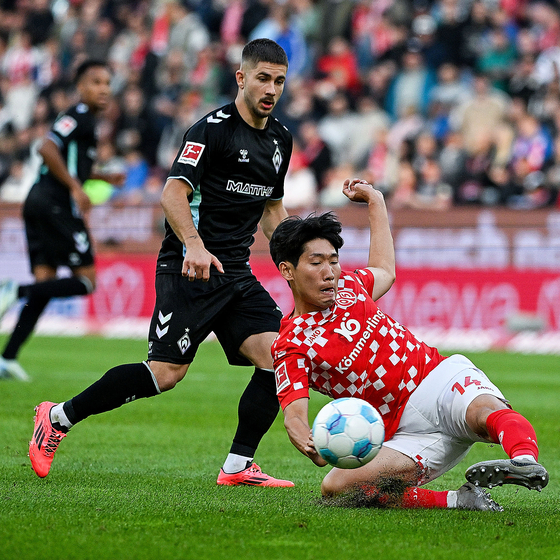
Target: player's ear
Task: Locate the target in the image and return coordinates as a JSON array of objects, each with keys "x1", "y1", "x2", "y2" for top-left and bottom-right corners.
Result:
[
  {"x1": 236, "y1": 69, "x2": 244, "y2": 89},
  {"x1": 278, "y1": 261, "x2": 294, "y2": 282}
]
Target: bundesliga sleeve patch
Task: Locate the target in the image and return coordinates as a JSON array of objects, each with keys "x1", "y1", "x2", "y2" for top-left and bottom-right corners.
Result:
[
  {"x1": 53, "y1": 115, "x2": 78, "y2": 137},
  {"x1": 178, "y1": 141, "x2": 205, "y2": 166},
  {"x1": 275, "y1": 362, "x2": 290, "y2": 393}
]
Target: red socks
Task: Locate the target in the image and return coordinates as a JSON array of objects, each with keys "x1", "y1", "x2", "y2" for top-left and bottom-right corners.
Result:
[
  {"x1": 362, "y1": 484, "x2": 449, "y2": 508},
  {"x1": 401, "y1": 487, "x2": 448, "y2": 509},
  {"x1": 485, "y1": 409, "x2": 539, "y2": 460}
]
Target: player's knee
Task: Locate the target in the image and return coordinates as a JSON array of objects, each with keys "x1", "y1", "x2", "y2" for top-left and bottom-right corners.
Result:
[
  {"x1": 77, "y1": 275, "x2": 96, "y2": 293},
  {"x1": 151, "y1": 362, "x2": 188, "y2": 391},
  {"x1": 320, "y1": 470, "x2": 349, "y2": 497},
  {"x1": 466, "y1": 394, "x2": 509, "y2": 440}
]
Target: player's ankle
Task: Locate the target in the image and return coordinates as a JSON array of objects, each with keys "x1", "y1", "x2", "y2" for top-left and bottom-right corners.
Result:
[{"x1": 512, "y1": 454, "x2": 537, "y2": 463}]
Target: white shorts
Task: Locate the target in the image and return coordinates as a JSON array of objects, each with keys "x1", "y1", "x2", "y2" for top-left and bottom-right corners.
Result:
[{"x1": 383, "y1": 354, "x2": 506, "y2": 485}]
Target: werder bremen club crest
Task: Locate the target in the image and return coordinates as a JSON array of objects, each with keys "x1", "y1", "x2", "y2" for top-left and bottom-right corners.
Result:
[{"x1": 272, "y1": 139, "x2": 282, "y2": 173}]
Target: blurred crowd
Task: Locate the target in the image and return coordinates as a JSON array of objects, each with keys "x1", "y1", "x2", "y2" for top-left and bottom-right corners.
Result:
[{"x1": 2, "y1": 0, "x2": 560, "y2": 211}]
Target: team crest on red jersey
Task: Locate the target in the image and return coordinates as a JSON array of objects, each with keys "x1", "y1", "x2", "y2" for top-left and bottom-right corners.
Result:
[
  {"x1": 178, "y1": 141, "x2": 205, "y2": 166},
  {"x1": 335, "y1": 289, "x2": 357, "y2": 309}
]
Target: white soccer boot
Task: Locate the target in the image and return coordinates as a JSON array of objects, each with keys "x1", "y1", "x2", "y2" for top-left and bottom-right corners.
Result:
[
  {"x1": 455, "y1": 482, "x2": 503, "y2": 512},
  {"x1": 0, "y1": 356, "x2": 31, "y2": 381}
]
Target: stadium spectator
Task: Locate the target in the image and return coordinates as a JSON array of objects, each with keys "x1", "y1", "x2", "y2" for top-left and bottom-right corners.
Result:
[
  {"x1": 316, "y1": 36, "x2": 361, "y2": 96},
  {"x1": 317, "y1": 91, "x2": 356, "y2": 167},
  {"x1": 165, "y1": 0, "x2": 210, "y2": 71},
  {"x1": 283, "y1": 140, "x2": 318, "y2": 208},
  {"x1": 3, "y1": 0, "x2": 560, "y2": 210},
  {"x1": 385, "y1": 42, "x2": 437, "y2": 120},
  {"x1": 347, "y1": 95, "x2": 390, "y2": 170},
  {"x1": 477, "y1": 27, "x2": 517, "y2": 91},
  {"x1": 250, "y1": 3, "x2": 309, "y2": 77},
  {"x1": 451, "y1": 73, "x2": 509, "y2": 155},
  {"x1": 298, "y1": 119, "x2": 332, "y2": 192}
]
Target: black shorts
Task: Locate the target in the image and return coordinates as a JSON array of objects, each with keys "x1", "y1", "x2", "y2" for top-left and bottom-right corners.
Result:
[
  {"x1": 23, "y1": 183, "x2": 94, "y2": 270},
  {"x1": 147, "y1": 267, "x2": 282, "y2": 366}
]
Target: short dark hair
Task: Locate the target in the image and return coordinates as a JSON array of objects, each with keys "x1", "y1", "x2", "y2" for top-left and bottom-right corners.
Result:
[
  {"x1": 74, "y1": 59, "x2": 110, "y2": 84},
  {"x1": 242, "y1": 38, "x2": 288, "y2": 70},
  {"x1": 270, "y1": 212, "x2": 344, "y2": 268}
]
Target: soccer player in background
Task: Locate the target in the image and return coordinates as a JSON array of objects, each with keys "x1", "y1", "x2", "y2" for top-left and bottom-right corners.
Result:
[
  {"x1": 0, "y1": 60, "x2": 123, "y2": 381},
  {"x1": 269, "y1": 178, "x2": 549, "y2": 510},
  {"x1": 29, "y1": 39, "x2": 295, "y2": 487}
]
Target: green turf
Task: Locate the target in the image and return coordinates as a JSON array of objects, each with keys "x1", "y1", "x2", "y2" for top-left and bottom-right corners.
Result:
[{"x1": 1, "y1": 336, "x2": 559, "y2": 560}]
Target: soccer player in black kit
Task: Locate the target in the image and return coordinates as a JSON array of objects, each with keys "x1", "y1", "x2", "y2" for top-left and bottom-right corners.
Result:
[
  {"x1": 0, "y1": 60, "x2": 122, "y2": 381},
  {"x1": 29, "y1": 39, "x2": 295, "y2": 486}
]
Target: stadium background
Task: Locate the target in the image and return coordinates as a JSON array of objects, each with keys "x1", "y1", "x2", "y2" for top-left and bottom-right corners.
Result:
[{"x1": 1, "y1": 0, "x2": 560, "y2": 354}]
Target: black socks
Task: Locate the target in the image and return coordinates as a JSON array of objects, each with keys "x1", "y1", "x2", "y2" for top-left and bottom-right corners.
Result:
[
  {"x1": 2, "y1": 277, "x2": 91, "y2": 360},
  {"x1": 230, "y1": 367, "x2": 280, "y2": 457},
  {"x1": 64, "y1": 362, "x2": 161, "y2": 424}
]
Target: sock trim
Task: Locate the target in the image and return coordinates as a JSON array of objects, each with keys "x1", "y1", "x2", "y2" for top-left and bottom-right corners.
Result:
[
  {"x1": 142, "y1": 361, "x2": 161, "y2": 394},
  {"x1": 76, "y1": 275, "x2": 94, "y2": 294}
]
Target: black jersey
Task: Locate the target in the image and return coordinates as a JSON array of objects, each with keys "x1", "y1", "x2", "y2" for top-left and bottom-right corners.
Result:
[
  {"x1": 157, "y1": 101, "x2": 293, "y2": 270},
  {"x1": 35, "y1": 102, "x2": 97, "y2": 199}
]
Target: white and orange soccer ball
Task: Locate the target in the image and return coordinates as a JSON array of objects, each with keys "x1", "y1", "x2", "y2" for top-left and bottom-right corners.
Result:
[{"x1": 312, "y1": 398, "x2": 385, "y2": 469}]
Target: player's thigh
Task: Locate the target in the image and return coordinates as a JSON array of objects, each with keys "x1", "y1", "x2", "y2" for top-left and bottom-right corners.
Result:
[
  {"x1": 71, "y1": 264, "x2": 96, "y2": 291},
  {"x1": 383, "y1": 428, "x2": 472, "y2": 485},
  {"x1": 147, "y1": 273, "x2": 227, "y2": 365},
  {"x1": 238, "y1": 331, "x2": 278, "y2": 369},
  {"x1": 32, "y1": 265, "x2": 57, "y2": 282},
  {"x1": 214, "y1": 275, "x2": 282, "y2": 367},
  {"x1": 434, "y1": 354, "x2": 507, "y2": 441},
  {"x1": 321, "y1": 446, "x2": 418, "y2": 496},
  {"x1": 381, "y1": 354, "x2": 506, "y2": 485},
  {"x1": 24, "y1": 194, "x2": 93, "y2": 269}
]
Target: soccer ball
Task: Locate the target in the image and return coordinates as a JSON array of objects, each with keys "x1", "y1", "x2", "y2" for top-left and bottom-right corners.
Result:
[{"x1": 312, "y1": 398, "x2": 385, "y2": 469}]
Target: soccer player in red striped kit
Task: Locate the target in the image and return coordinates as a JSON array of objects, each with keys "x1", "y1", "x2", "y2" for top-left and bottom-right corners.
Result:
[{"x1": 269, "y1": 178, "x2": 548, "y2": 511}]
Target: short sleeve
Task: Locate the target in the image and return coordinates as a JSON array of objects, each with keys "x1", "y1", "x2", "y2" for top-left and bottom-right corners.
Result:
[
  {"x1": 352, "y1": 268, "x2": 375, "y2": 298},
  {"x1": 167, "y1": 121, "x2": 208, "y2": 191},
  {"x1": 48, "y1": 110, "x2": 85, "y2": 149},
  {"x1": 275, "y1": 351, "x2": 311, "y2": 410}
]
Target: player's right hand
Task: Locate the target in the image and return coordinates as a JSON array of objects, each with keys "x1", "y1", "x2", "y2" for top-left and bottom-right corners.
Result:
[
  {"x1": 72, "y1": 184, "x2": 92, "y2": 216},
  {"x1": 342, "y1": 177, "x2": 383, "y2": 205},
  {"x1": 306, "y1": 433, "x2": 329, "y2": 467},
  {"x1": 182, "y1": 242, "x2": 224, "y2": 281}
]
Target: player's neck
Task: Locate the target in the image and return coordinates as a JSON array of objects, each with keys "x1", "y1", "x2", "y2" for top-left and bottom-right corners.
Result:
[
  {"x1": 293, "y1": 300, "x2": 330, "y2": 317},
  {"x1": 235, "y1": 97, "x2": 268, "y2": 130},
  {"x1": 79, "y1": 100, "x2": 98, "y2": 115}
]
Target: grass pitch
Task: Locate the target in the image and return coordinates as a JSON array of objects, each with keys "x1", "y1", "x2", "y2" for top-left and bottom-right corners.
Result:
[{"x1": 1, "y1": 336, "x2": 559, "y2": 560}]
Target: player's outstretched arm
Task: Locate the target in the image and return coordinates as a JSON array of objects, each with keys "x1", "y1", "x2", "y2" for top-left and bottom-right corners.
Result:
[
  {"x1": 283, "y1": 399, "x2": 328, "y2": 467},
  {"x1": 161, "y1": 178, "x2": 224, "y2": 281},
  {"x1": 39, "y1": 138, "x2": 91, "y2": 216},
  {"x1": 342, "y1": 178, "x2": 396, "y2": 300}
]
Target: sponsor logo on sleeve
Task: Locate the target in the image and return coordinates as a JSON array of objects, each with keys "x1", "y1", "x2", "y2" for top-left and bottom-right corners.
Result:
[
  {"x1": 275, "y1": 361, "x2": 290, "y2": 393},
  {"x1": 53, "y1": 115, "x2": 78, "y2": 137},
  {"x1": 178, "y1": 141, "x2": 205, "y2": 166}
]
